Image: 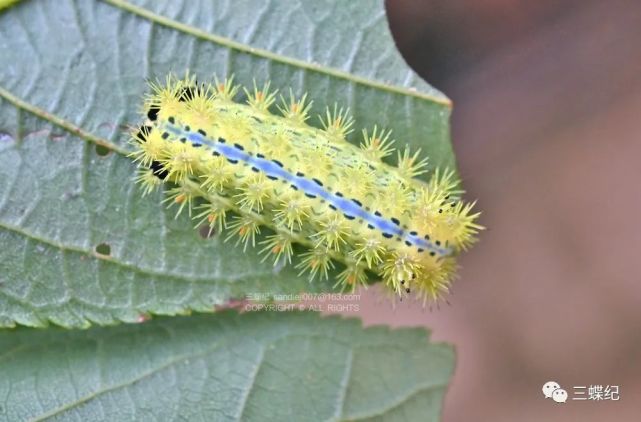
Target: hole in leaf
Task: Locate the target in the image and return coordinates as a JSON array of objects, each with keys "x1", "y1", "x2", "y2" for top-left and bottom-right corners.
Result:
[
  {"x1": 95, "y1": 242, "x2": 111, "y2": 256},
  {"x1": 199, "y1": 225, "x2": 216, "y2": 239},
  {"x1": 95, "y1": 144, "x2": 111, "y2": 156}
]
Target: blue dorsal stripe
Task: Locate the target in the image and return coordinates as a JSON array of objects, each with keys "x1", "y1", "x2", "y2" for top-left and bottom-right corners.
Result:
[{"x1": 166, "y1": 123, "x2": 452, "y2": 256}]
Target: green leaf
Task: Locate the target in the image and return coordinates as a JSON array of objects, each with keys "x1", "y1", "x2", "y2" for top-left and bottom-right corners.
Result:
[
  {"x1": 0, "y1": 312, "x2": 454, "y2": 421},
  {"x1": 0, "y1": 0, "x2": 455, "y2": 327}
]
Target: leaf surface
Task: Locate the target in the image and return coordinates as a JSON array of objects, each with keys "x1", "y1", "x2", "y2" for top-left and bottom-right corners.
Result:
[
  {"x1": 0, "y1": 0, "x2": 454, "y2": 327},
  {"x1": 0, "y1": 312, "x2": 454, "y2": 421}
]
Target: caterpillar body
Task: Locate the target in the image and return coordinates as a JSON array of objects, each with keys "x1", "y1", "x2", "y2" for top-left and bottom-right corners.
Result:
[{"x1": 131, "y1": 74, "x2": 482, "y2": 303}]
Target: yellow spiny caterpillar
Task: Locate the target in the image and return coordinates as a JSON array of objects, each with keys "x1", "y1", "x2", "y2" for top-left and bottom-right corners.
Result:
[{"x1": 130, "y1": 73, "x2": 482, "y2": 304}]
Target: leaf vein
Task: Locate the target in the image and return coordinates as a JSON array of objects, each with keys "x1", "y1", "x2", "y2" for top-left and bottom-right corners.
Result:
[
  {"x1": 28, "y1": 341, "x2": 225, "y2": 422},
  {"x1": 234, "y1": 345, "x2": 265, "y2": 421},
  {"x1": 100, "y1": 0, "x2": 451, "y2": 106},
  {"x1": 0, "y1": 220, "x2": 268, "y2": 284}
]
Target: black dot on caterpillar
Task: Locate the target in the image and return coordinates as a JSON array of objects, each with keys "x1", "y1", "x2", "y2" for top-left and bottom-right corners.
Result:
[
  {"x1": 178, "y1": 83, "x2": 205, "y2": 102},
  {"x1": 135, "y1": 125, "x2": 152, "y2": 143},
  {"x1": 150, "y1": 161, "x2": 168, "y2": 180},
  {"x1": 147, "y1": 105, "x2": 159, "y2": 121},
  {"x1": 179, "y1": 87, "x2": 195, "y2": 102}
]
